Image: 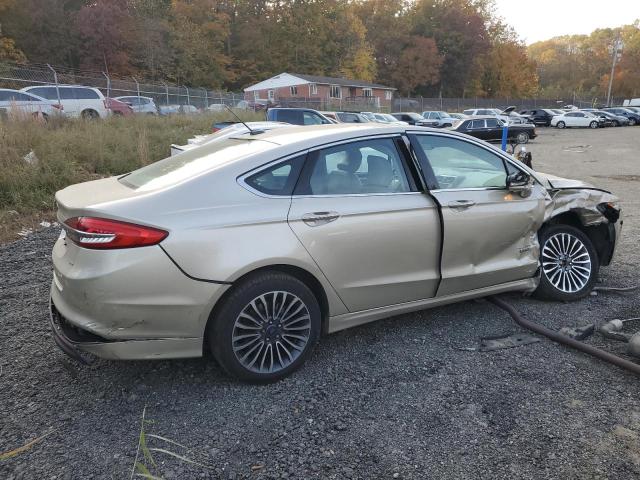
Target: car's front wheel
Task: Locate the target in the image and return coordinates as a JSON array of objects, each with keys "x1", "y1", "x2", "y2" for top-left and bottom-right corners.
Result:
[
  {"x1": 556, "y1": 121, "x2": 566, "y2": 129},
  {"x1": 209, "y1": 272, "x2": 321, "y2": 383},
  {"x1": 629, "y1": 118, "x2": 637, "y2": 126},
  {"x1": 535, "y1": 225, "x2": 599, "y2": 301},
  {"x1": 516, "y1": 131, "x2": 530, "y2": 143},
  {"x1": 589, "y1": 121, "x2": 598, "y2": 129}
]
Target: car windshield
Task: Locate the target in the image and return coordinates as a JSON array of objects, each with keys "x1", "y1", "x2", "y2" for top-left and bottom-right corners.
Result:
[{"x1": 121, "y1": 138, "x2": 276, "y2": 191}]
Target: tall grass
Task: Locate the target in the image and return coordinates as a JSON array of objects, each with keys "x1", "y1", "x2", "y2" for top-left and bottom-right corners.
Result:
[{"x1": 0, "y1": 111, "x2": 263, "y2": 240}]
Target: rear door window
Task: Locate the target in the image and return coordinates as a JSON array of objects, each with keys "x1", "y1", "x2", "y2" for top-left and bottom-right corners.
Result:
[
  {"x1": 74, "y1": 88, "x2": 100, "y2": 99},
  {"x1": 296, "y1": 138, "x2": 412, "y2": 195}
]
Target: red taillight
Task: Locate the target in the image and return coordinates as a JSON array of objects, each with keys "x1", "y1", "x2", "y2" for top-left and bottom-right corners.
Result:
[
  {"x1": 64, "y1": 217, "x2": 168, "y2": 249},
  {"x1": 212, "y1": 127, "x2": 221, "y2": 133},
  {"x1": 52, "y1": 103, "x2": 63, "y2": 110}
]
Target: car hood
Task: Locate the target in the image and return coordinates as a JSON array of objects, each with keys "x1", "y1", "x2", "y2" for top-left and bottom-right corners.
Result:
[{"x1": 535, "y1": 172, "x2": 601, "y2": 191}]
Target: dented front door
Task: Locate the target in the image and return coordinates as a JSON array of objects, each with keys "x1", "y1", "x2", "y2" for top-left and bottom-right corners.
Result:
[{"x1": 410, "y1": 133, "x2": 548, "y2": 296}]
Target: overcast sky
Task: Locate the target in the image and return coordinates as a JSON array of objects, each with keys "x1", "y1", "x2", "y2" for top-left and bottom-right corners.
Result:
[{"x1": 493, "y1": 0, "x2": 640, "y2": 44}]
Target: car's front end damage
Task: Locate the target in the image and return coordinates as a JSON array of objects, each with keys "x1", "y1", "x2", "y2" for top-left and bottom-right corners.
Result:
[{"x1": 540, "y1": 173, "x2": 622, "y2": 267}]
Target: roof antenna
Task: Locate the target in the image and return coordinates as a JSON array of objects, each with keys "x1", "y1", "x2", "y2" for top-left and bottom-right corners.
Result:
[{"x1": 224, "y1": 104, "x2": 263, "y2": 135}]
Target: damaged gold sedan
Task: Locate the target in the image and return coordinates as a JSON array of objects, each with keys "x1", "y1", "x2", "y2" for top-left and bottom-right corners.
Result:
[{"x1": 50, "y1": 124, "x2": 622, "y2": 382}]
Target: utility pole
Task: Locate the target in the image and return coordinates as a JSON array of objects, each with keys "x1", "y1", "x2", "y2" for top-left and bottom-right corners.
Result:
[{"x1": 606, "y1": 35, "x2": 624, "y2": 107}]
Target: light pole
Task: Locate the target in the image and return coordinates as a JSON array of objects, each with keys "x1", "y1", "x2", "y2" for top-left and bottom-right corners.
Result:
[{"x1": 606, "y1": 35, "x2": 624, "y2": 107}]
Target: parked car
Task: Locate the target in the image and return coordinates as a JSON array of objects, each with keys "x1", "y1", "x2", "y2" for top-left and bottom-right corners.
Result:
[
  {"x1": 519, "y1": 109, "x2": 556, "y2": 127},
  {"x1": 21, "y1": 85, "x2": 109, "y2": 119},
  {"x1": 603, "y1": 107, "x2": 640, "y2": 125},
  {"x1": 335, "y1": 112, "x2": 370, "y2": 123},
  {"x1": 171, "y1": 121, "x2": 291, "y2": 156},
  {"x1": 114, "y1": 96, "x2": 158, "y2": 115},
  {"x1": 179, "y1": 104, "x2": 199, "y2": 115},
  {"x1": 452, "y1": 116, "x2": 537, "y2": 143},
  {"x1": 463, "y1": 107, "x2": 531, "y2": 125},
  {"x1": 50, "y1": 123, "x2": 621, "y2": 382},
  {"x1": 0, "y1": 88, "x2": 60, "y2": 119},
  {"x1": 371, "y1": 113, "x2": 409, "y2": 125},
  {"x1": 391, "y1": 112, "x2": 430, "y2": 126},
  {"x1": 105, "y1": 98, "x2": 134, "y2": 117},
  {"x1": 266, "y1": 108, "x2": 333, "y2": 125},
  {"x1": 207, "y1": 104, "x2": 227, "y2": 112},
  {"x1": 448, "y1": 113, "x2": 468, "y2": 120},
  {"x1": 158, "y1": 104, "x2": 181, "y2": 116},
  {"x1": 421, "y1": 111, "x2": 456, "y2": 128},
  {"x1": 550, "y1": 111, "x2": 605, "y2": 129},
  {"x1": 582, "y1": 109, "x2": 629, "y2": 127}
]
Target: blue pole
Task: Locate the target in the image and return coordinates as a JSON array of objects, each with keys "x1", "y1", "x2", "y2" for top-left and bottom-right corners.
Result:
[{"x1": 501, "y1": 124, "x2": 509, "y2": 151}]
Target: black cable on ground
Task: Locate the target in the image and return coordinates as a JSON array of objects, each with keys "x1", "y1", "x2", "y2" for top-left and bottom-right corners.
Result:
[{"x1": 487, "y1": 296, "x2": 640, "y2": 376}]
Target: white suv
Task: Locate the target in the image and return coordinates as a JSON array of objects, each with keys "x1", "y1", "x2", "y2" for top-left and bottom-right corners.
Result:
[{"x1": 21, "y1": 85, "x2": 109, "y2": 119}]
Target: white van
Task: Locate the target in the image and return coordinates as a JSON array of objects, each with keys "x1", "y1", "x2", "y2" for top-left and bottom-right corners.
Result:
[
  {"x1": 623, "y1": 98, "x2": 640, "y2": 107},
  {"x1": 21, "y1": 85, "x2": 109, "y2": 119}
]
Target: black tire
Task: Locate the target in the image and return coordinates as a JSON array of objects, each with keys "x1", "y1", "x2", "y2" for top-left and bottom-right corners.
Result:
[
  {"x1": 534, "y1": 224, "x2": 599, "y2": 301},
  {"x1": 589, "y1": 121, "x2": 598, "y2": 129},
  {"x1": 629, "y1": 118, "x2": 637, "y2": 126},
  {"x1": 209, "y1": 271, "x2": 321, "y2": 383},
  {"x1": 81, "y1": 109, "x2": 99, "y2": 120},
  {"x1": 614, "y1": 120, "x2": 620, "y2": 127},
  {"x1": 556, "y1": 121, "x2": 566, "y2": 129},
  {"x1": 516, "y1": 131, "x2": 530, "y2": 144}
]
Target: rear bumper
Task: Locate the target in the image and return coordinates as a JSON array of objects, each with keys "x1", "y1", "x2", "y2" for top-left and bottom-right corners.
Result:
[
  {"x1": 50, "y1": 237, "x2": 230, "y2": 360},
  {"x1": 50, "y1": 298, "x2": 205, "y2": 360}
]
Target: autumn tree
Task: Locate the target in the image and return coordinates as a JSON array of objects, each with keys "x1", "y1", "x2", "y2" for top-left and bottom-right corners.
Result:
[
  {"x1": 75, "y1": 0, "x2": 137, "y2": 73},
  {"x1": 391, "y1": 36, "x2": 443, "y2": 95}
]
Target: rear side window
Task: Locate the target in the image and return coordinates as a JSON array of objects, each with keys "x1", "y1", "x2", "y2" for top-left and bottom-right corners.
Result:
[
  {"x1": 60, "y1": 88, "x2": 77, "y2": 100},
  {"x1": 74, "y1": 88, "x2": 100, "y2": 99},
  {"x1": 245, "y1": 155, "x2": 305, "y2": 196},
  {"x1": 303, "y1": 111, "x2": 324, "y2": 125}
]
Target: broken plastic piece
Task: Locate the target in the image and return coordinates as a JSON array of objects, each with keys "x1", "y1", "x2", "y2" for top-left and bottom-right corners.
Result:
[{"x1": 479, "y1": 333, "x2": 540, "y2": 352}]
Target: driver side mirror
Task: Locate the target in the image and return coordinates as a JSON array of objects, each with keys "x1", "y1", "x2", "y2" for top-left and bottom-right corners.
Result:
[{"x1": 506, "y1": 171, "x2": 532, "y2": 197}]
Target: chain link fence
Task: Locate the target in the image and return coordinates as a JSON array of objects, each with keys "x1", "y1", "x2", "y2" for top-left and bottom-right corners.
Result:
[
  {"x1": 0, "y1": 60, "x2": 626, "y2": 114},
  {"x1": 0, "y1": 61, "x2": 245, "y2": 110}
]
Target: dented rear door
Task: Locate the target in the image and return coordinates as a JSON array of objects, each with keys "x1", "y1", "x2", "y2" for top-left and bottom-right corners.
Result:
[{"x1": 410, "y1": 132, "x2": 548, "y2": 296}]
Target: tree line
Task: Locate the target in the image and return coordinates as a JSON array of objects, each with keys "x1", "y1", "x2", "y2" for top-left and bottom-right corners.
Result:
[{"x1": 0, "y1": 0, "x2": 637, "y2": 100}]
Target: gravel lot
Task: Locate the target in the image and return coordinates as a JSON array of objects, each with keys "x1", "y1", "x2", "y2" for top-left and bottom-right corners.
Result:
[{"x1": 1, "y1": 126, "x2": 639, "y2": 480}]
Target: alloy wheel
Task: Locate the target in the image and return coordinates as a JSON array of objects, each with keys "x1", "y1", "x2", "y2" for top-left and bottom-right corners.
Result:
[
  {"x1": 231, "y1": 291, "x2": 311, "y2": 374},
  {"x1": 541, "y1": 233, "x2": 592, "y2": 293}
]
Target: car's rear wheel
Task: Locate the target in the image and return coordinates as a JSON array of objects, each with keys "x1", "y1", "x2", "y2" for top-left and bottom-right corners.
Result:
[
  {"x1": 516, "y1": 131, "x2": 530, "y2": 143},
  {"x1": 556, "y1": 121, "x2": 566, "y2": 129},
  {"x1": 209, "y1": 272, "x2": 321, "y2": 383},
  {"x1": 81, "y1": 109, "x2": 99, "y2": 120},
  {"x1": 535, "y1": 225, "x2": 599, "y2": 301},
  {"x1": 589, "y1": 121, "x2": 598, "y2": 129},
  {"x1": 614, "y1": 120, "x2": 620, "y2": 127},
  {"x1": 629, "y1": 118, "x2": 637, "y2": 126}
]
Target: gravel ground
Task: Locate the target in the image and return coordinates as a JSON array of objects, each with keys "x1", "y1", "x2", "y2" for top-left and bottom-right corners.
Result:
[{"x1": 1, "y1": 127, "x2": 639, "y2": 480}]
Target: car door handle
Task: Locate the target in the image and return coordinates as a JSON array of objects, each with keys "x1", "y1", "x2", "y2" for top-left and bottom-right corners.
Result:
[
  {"x1": 447, "y1": 200, "x2": 476, "y2": 210},
  {"x1": 302, "y1": 211, "x2": 340, "y2": 226}
]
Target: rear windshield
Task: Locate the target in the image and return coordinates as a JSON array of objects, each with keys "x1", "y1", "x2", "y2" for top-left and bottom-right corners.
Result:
[{"x1": 120, "y1": 137, "x2": 276, "y2": 191}]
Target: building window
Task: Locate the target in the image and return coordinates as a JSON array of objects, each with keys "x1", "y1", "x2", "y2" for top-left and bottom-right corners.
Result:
[
  {"x1": 330, "y1": 85, "x2": 341, "y2": 99},
  {"x1": 290, "y1": 86, "x2": 298, "y2": 96},
  {"x1": 268, "y1": 89, "x2": 275, "y2": 101},
  {"x1": 363, "y1": 88, "x2": 372, "y2": 97},
  {"x1": 309, "y1": 83, "x2": 317, "y2": 95},
  {"x1": 253, "y1": 91, "x2": 259, "y2": 100},
  {"x1": 385, "y1": 90, "x2": 393, "y2": 100}
]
